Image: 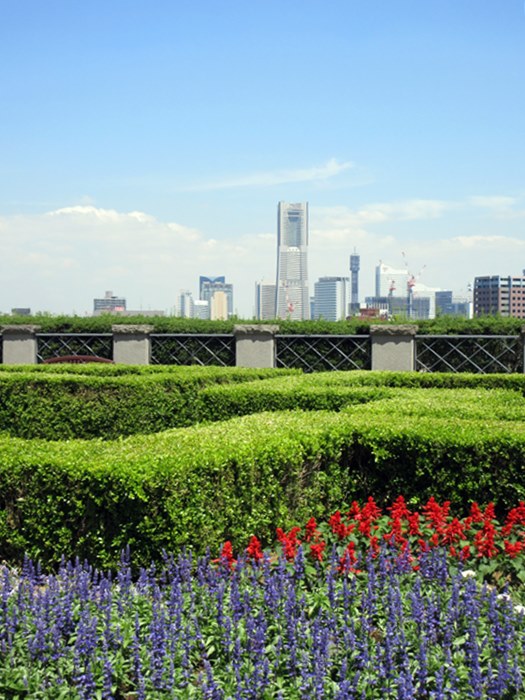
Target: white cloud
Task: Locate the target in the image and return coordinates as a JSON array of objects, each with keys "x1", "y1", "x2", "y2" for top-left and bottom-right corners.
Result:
[
  {"x1": 179, "y1": 158, "x2": 354, "y2": 191},
  {"x1": 468, "y1": 196, "x2": 516, "y2": 209},
  {"x1": 451, "y1": 234, "x2": 525, "y2": 249}
]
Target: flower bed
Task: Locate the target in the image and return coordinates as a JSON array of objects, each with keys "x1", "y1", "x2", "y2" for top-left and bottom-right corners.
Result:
[
  {"x1": 0, "y1": 499, "x2": 524, "y2": 698},
  {"x1": 240, "y1": 497, "x2": 525, "y2": 590}
]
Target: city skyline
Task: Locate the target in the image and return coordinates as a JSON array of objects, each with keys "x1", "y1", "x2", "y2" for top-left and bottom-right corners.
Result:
[{"x1": 1, "y1": 2, "x2": 524, "y2": 318}]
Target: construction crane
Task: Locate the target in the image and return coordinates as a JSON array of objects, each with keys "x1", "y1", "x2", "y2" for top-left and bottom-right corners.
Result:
[{"x1": 401, "y1": 252, "x2": 426, "y2": 320}]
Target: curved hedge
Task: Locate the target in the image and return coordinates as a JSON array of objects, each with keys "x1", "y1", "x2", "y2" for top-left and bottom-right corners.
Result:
[
  {"x1": 1, "y1": 368, "x2": 524, "y2": 440},
  {"x1": 0, "y1": 366, "x2": 298, "y2": 439},
  {"x1": 0, "y1": 367, "x2": 524, "y2": 569}
]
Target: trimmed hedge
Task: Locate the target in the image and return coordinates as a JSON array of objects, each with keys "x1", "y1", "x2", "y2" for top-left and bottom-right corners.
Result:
[
  {"x1": 1, "y1": 368, "x2": 524, "y2": 441},
  {"x1": 1, "y1": 397, "x2": 524, "y2": 569},
  {"x1": 0, "y1": 367, "x2": 524, "y2": 569},
  {"x1": 196, "y1": 378, "x2": 525, "y2": 424},
  {"x1": 2, "y1": 313, "x2": 523, "y2": 334},
  {"x1": 0, "y1": 367, "x2": 298, "y2": 439}
]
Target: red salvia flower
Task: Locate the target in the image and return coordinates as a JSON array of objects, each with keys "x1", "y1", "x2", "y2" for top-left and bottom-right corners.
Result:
[
  {"x1": 309, "y1": 541, "x2": 326, "y2": 562},
  {"x1": 305, "y1": 517, "x2": 318, "y2": 542},
  {"x1": 483, "y1": 502, "x2": 496, "y2": 522},
  {"x1": 407, "y1": 512, "x2": 421, "y2": 536},
  {"x1": 423, "y1": 497, "x2": 451, "y2": 532},
  {"x1": 442, "y1": 517, "x2": 466, "y2": 545},
  {"x1": 502, "y1": 501, "x2": 525, "y2": 536},
  {"x1": 388, "y1": 495, "x2": 411, "y2": 521},
  {"x1": 329, "y1": 511, "x2": 354, "y2": 539},
  {"x1": 460, "y1": 545, "x2": 471, "y2": 561},
  {"x1": 504, "y1": 540, "x2": 523, "y2": 559},
  {"x1": 474, "y1": 521, "x2": 498, "y2": 559},
  {"x1": 246, "y1": 535, "x2": 264, "y2": 561},
  {"x1": 469, "y1": 502, "x2": 484, "y2": 523},
  {"x1": 347, "y1": 501, "x2": 361, "y2": 520},
  {"x1": 219, "y1": 541, "x2": 236, "y2": 569},
  {"x1": 339, "y1": 541, "x2": 360, "y2": 573},
  {"x1": 358, "y1": 497, "x2": 382, "y2": 537},
  {"x1": 276, "y1": 526, "x2": 302, "y2": 561}
]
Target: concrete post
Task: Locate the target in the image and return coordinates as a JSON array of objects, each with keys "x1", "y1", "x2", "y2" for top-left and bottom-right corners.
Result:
[
  {"x1": 234, "y1": 324, "x2": 279, "y2": 368},
  {"x1": 370, "y1": 324, "x2": 417, "y2": 372},
  {"x1": 112, "y1": 325, "x2": 154, "y2": 365},
  {"x1": 1, "y1": 325, "x2": 41, "y2": 365}
]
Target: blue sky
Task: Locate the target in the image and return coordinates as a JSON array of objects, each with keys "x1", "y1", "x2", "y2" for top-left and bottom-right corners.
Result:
[{"x1": 1, "y1": 0, "x2": 524, "y2": 316}]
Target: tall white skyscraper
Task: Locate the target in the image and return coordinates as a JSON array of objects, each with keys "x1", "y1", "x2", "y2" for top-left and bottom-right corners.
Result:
[{"x1": 275, "y1": 202, "x2": 309, "y2": 320}]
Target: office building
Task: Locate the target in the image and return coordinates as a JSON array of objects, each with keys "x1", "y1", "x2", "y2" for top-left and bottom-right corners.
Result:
[
  {"x1": 375, "y1": 262, "x2": 409, "y2": 298},
  {"x1": 178, "y1": 291, "x2": 194, "y2": 318},
  {"x1": 313, "y1": 277, "x2": 350, "y2": 321},
  {"x1": 365, "y1": 294, "x2": 431, "y2": 320},
  {"x1": 255, "y1": 281, "x2": 277, "y2": 320},
  {"x1": 474, "y1": 274, "x2": 525, "y2": 318},
  {"x1": 199, "y1": 276, "x2": 233, "y2": 318},
  {"x1": 275, "y1": 202, "x2": 310, "y2": 320},
  {"x1": 435, "y1": 291, "x2": 470, "y2": 318},
  {"x1": 349, "y1": 251, "x2": 360, "y2": 313},
  {"x1": 93, "y1": 291, "x2": 126, "y2": 315},
  {"x1": 193, "y1": 300, "x2": 210, "y2": 320},
  {"x1": 210, "y1": 291, "x2": 229, "y2": 321}
]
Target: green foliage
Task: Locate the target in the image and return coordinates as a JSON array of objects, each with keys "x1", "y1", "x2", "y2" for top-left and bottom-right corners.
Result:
[
  {"x1": 0, "y1": 366, "x2": 298, "y2": 439},
  {"x1": 0, "y1": 366, "x2": 524, "y2": 568},
  {"x1": 1, "y1": 387, "x2": 524, "y2": 568},
  {"x1": 1, "y1": 313, "x2": 523, "y2": 334},
  {"x1": 416, "y1": 314, "x2": 524, "y2": 335}
]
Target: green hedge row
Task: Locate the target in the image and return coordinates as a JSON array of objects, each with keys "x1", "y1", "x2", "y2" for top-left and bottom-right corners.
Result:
[
  {"x1": 1, "y1": 367, "x2": 525, "y2": 440},
  {"x1": 1, "y1": 402, "x2": 524, "y2": 569},
  {"x1": 2, "y1": 313, "x2": 523, "y2": 334},
  {"x1": 194, "y1": 372, "x2": 525, "y2": 423},
  {"x1": 0, "y1": 367, "x2": 298, "y2": 439}
]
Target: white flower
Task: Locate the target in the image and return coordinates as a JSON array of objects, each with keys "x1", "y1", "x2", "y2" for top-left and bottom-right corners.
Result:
[
  {"x1": 497, "y1": 593, "x2": 512, "y2": 603},
  {"x1": 514, "y1": 605, "x2": 525, "y2": 615},
  {"x1": 461, "y1": 569, "x2": 476, "y2": 579}
]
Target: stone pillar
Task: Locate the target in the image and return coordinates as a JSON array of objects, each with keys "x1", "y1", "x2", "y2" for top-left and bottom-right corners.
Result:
[
  {"x1": 370, "y1": 324, "x2": 417, "y2": 372},
  {"x1": 234, "y1": 324, "x2": 279, "y2": 368},
  {"x1": 1, "y1": 325, "x2": 40, "y2": 364},
  {"x1": 112, "y1": 325, "x2": 154, "y2": 365}
]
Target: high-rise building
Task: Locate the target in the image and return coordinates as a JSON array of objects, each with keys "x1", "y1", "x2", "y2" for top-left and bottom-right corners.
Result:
[
  {"x1": 313, "y1": 277, "x2": 350, "y2": 321},
  {"x1": 93, "y1": 291, "x2": 126, "y2": 315},
  {"x1": 255, "y1": 281, "x2": 277, "y2": 320},
  {"x1": 435, "y1": 291, "x2": 470, "y2": 318},
  {"x1": 474, "y1": 274, "x2": 525, "y2": 318},
  {"x1": 199, "y1": 276, "x2": 233, "y2": 318},
  {"x1": 349, "y1": 250, "x2": 360, "y2": 313},
  {"x1": 193, "y1": 300, "x2": 210, "y2": 320},
  {"x1": 375, "y1": 263, "x2": 409, "y2": 298},
  {"x1": 177, "y1": 290, "x2": 194, "y2": 318},
  {"x1": 275, "y1": 202, "x2": 309, "y2": 320},
  {"x1": 210, "y1": 291, "x2": 229, "y2": 321}
]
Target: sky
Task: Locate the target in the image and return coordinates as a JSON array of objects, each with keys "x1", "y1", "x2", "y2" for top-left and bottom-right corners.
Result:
[{"x1": 1, "y1": 0, "x2": 524, "y2": 317}]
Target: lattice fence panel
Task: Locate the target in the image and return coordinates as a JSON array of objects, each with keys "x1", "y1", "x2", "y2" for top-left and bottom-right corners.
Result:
[
  {"x1": 276, "y1": 335, "x2": 371, "y2": 372},
  {"x1": 150, "y1": 334, "x2": 235, "y2": 366},
  {"x1": 37, "y1": 334, "x2": 113, "y2": 363},
  {"x1": 415, "y1": 335, "x2": 523, "y2": 374}
]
